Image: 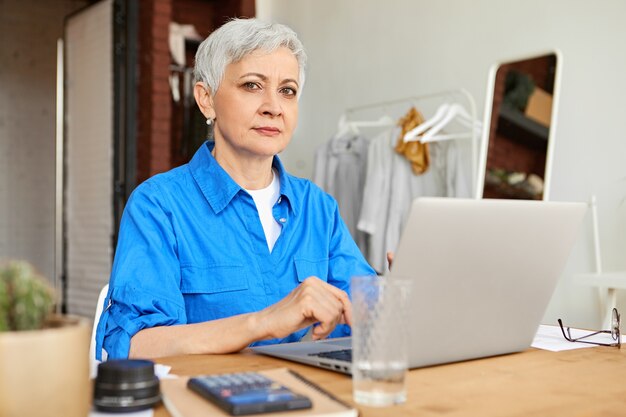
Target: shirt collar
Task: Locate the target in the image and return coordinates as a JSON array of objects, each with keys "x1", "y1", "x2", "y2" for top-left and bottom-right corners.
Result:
[
  {"x1": 189, "y1": 141, "x2": 299, "y2": 215},
  {"x1": 273, "y1": 152, "x2": 299, "y2": 216}
]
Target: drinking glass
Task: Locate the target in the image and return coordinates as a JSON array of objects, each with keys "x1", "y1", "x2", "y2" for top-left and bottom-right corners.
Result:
[{"x1": 351, "y1": 275, "x2": 411, "y2": 407}]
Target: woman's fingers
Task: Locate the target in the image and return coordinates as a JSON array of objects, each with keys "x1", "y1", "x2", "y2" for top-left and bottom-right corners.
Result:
[
  {"x1": 387, "y1": 251, "x2": 394, "y2": 270},
  {"x1": 261, "y1": 276, "x2": 351, "y2": 340},
  {"x1": 301, "y1": 277, "x2": 351, "y2": 340},
  {"x1": 313, "y1": 278, "x2": 352, "y2": 327},
  {"x1": 298, "y1": 278, "x2": 345, "y2": 325}
]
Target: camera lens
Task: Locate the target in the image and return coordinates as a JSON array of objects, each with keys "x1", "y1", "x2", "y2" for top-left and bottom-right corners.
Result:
[{"x1": 93, "y1": 359, "x2": 160, "y2": 413}]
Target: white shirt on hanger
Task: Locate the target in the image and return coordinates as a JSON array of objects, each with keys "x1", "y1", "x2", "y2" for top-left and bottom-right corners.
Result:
[
  {"x1": 312, "y1": 133, "x2": 370, "y2": 257},
  {"x1": 358, "y1": 126, "x2": 471, "y2": 273}
]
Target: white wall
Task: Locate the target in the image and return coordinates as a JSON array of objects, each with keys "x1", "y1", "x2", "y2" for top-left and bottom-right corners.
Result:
[
  {"x1": 0, "y1": 0, "x2": 87, "y2": 284},
  {"x1": 257, "y1": 0, "x2": 626, "y2": 328},
  {"x1": 65, "y1": 0, "x2": 114, "y2": 318}
]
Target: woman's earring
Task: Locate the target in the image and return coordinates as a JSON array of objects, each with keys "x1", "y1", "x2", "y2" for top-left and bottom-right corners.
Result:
[{"x1": 206, "y1": 118, "x2": 213, "y2": 126}]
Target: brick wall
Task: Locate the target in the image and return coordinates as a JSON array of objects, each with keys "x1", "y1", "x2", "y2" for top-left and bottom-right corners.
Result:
[
  {"x1": 173, "y1": 0, "x2": 217, "y2": 38},
  {"x1": 136, "y1": 0, "x2": 173, "y2": 184}
]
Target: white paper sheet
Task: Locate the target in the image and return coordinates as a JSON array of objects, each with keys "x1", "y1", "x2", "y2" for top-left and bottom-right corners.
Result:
[{"x1": 532, "y1": 324, "x2": 625, "y2": 352}]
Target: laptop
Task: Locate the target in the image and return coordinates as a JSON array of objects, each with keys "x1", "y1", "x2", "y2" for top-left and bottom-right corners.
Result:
[{"x1": 251, "y1": 197, "x2": 587, "y2": 374}]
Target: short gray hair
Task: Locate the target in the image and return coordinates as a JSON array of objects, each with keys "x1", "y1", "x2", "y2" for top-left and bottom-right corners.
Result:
[{"x1": 194, "y1": 18, "x2": 307, "y2": 98}]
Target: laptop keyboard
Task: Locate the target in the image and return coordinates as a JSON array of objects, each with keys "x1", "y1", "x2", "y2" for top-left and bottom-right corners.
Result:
[{"x1": 308, "y1": 349, "x2": 352, "y2": 363}]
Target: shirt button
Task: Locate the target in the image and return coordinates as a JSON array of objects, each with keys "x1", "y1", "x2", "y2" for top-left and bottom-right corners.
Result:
[
  {"x1": 277, "y1": 196, "x2": 282, "y2": 203},
  {"x1": 279, "y1": 218, "x2": 287, "y2": 223}
]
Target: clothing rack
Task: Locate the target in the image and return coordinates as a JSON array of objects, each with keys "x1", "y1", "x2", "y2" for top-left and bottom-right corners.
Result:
[
  {"x1": 343, "y1": 88, "x2": 480, "y2": 195},
  {"x1": 169, "y1": 64, "x2": 194, "y2": 73}
]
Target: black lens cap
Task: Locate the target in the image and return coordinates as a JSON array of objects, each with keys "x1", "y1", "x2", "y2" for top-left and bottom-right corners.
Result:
[{"x1": 93, "y1": 359, "x2": 161, "y2": 413}]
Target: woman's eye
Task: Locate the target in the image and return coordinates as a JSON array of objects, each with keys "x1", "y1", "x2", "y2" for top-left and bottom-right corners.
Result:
[
  {"x1": 243, "y1": 82, "x2": 260, "y2": 90},
  {"x1": 280, "y1": 87, "x2": 297, "y2": 97}
]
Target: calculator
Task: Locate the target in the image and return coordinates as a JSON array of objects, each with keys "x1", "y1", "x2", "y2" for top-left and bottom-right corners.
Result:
[{"x1": 187, "y1": 372, "x2": 313, "y2": 415}]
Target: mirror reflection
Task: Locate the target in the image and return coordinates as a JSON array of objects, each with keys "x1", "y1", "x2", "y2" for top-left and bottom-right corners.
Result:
[{"x1": 481, "y1": 53, "x2": 558, "y2": 200}]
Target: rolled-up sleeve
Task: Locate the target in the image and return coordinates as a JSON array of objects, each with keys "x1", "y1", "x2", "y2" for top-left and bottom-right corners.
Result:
[{"x1": 95, "y1": 180, "x2": 187, "y2": 360}]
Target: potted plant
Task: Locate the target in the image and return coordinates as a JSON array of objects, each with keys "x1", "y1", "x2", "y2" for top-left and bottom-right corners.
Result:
[{"x1": 0, "y1": 260, "x2": 91, "y2": 417}]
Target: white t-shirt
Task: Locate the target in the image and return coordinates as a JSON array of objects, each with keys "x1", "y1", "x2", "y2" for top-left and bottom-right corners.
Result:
[{"x1": 246, "y1": 170, "x2": 282, "y2": 253}]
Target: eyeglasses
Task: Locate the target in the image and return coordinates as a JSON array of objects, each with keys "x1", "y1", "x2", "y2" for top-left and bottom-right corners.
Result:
[{"x1": 557, "y1": 308, "x2": 621, "y2": 348}]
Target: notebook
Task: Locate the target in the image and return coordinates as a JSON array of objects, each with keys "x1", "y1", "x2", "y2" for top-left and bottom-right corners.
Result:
[
  {"x1": 251, "y1": 197, "x2": 587, "y2": 374},
  {"x1": 160, "y1": 368, "x2": 357, "y2": 417}
]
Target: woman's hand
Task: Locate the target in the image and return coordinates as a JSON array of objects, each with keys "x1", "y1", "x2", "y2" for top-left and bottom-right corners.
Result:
[
  {"x1": 387, "y1": 251, "x2": 394, "y2": 270},
  {"x1": 257, "y1": 276, "x2": 352, "y2": 341}
]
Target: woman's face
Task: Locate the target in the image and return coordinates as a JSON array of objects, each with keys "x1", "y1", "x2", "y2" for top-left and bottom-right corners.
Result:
[{"x1": 210, "y1": 47, "x2": 300, "y2": 160}]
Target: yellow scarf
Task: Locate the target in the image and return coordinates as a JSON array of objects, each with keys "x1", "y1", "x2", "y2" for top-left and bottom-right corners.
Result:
[{"x1": 394, "y1": 107, "x2": 430, "y2": 175}]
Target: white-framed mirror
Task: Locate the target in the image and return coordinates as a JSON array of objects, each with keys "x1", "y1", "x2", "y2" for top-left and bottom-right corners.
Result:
[{"x1": 476, "y1": 51, "x2": 562, "y2": 200}]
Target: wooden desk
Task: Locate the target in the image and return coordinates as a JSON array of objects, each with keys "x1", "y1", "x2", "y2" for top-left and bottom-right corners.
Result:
[{"x1": 154, "y1": 347, "x2": 626, "y2": 416}]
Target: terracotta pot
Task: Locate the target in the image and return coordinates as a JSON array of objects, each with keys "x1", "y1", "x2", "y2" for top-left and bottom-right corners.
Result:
[{"x1": 0, "y1": 315, "x2": 91, "y2": 417}]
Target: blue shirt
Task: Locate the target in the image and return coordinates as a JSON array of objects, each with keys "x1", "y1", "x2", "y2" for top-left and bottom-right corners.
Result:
[{"x1": 95, "y1": 141, "x2": 375, "y2": 359}]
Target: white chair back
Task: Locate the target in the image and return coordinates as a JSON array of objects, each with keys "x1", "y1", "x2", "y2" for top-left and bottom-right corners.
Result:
[{"x1": 89, "y1": 284, "x2": 109, "y2": 377}]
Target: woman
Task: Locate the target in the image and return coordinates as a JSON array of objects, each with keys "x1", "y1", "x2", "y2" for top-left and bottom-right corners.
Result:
[{"x1": 95, "y1": 18, "x2": 375, "y2": 360}]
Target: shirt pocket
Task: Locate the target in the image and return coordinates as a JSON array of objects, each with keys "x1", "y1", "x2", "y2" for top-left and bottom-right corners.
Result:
[
  {"x1": 294, "y1": 257, "x2": 329, "y2": 283},
  {"x1": 180, "y1": 264, "x2": 249, "y2": 294}
]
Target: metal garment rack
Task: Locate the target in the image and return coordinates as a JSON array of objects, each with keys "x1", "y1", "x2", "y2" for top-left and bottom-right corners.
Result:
[{"x1": 343, "y1": 88, "x2": 480, "y2": 196}]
